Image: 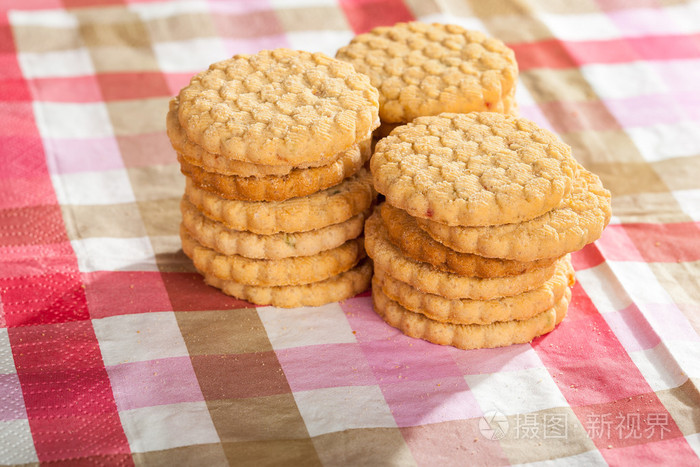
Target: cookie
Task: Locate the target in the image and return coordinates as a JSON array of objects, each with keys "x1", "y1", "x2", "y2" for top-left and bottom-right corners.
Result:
[
  {"x1": 379, "y1": 202, "x2": 556, "y2": 277},
  {"x1": 177, "y1": 48, "x2": 380, "y2": 166},
  {"x1": 167, "y1": 102, "x2": 348, "y2": 177},
  {"x1": 364, "y1": 211, "x2": 557, "y2": 300},
  {"x1": 336, "y1": 22, "x2": 518, "y2": 124},
  {"x1": 181, "y1": 197, "x2": 367, "y2": 259},
  {"x1": 374, "y1": 255, "x2": 574, "y2": 325},
  {"x1": 184, "y1": 169, "x2": 374, "y2": 235},
  {"x1": 202, "y1": 258, "x2": 373, "y2": 308},
  {"x1": 370, "y1": 112, "x2": 579, "y2": 226},
  {"x1": 418, "y1": 168, "x2": 612, "y2": 262},
  {"x1": 372, "y1": 283, "x2": 570, "y2": 350},
  {"x1": 181, "y1": 225, "x2": 365, "y2": 286},
  {"x1": 177, "y1": 139, "x2": 370, "y2": 201},
  {"x1": 373, "y1": 92, "x2": 520, "y2": 139}
]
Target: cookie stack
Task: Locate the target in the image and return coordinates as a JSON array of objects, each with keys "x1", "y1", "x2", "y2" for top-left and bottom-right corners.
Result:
[
  {"x1": 167, "y1": 49, "x2": 380, "y2": 308},
  {"x1": 336, "y1": 22, "x2": 519, "y2": 139},
  {"x1": 366, "y1": 112, "x2": 611, "y2": 349}
]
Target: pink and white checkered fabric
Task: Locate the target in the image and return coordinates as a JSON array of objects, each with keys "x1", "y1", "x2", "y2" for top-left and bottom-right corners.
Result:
[{"x1": 1, "y1": 0, "x2": 699, "y2": 465}]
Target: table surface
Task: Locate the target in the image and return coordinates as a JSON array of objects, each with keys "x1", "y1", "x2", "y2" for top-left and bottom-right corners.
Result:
[{"x1": 1, "y1": 0, "x2": 700, "y2": 465}]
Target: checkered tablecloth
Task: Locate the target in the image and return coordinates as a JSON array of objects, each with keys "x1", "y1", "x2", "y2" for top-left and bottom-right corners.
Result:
[{"x1": 1, "y1": 0, "x2": 699, "y2": 465}]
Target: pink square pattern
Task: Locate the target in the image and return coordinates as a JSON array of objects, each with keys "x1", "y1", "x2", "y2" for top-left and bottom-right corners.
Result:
[
  {"x1": 607, "y1": 8, "x2": 676, "y2": 37},
  {"x1": 602, "y1": 303, "x2": 661, "y2": 353},
  {"x1": 107, "y1": 356, "x2": 204, "y2": 411},
  {"x1": 380, "y1": 376, "x2": 482, "y2": 427},
  {"x1": 360, "y1": 337, "x2": 463, "y2": 383},
  {"x1": 44, "y1": 137, "x2": 124, "y2": 174},
  {"x1": 275, "y1": 343, "x2": 376, "y2": 392},
  {"x1": 448, "y1": 344, "x2": 544, "y2": 375}
]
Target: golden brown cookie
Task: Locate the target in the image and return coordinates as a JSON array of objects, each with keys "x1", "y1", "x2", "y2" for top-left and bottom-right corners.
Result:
[
  {"x1": 374, "y1": 93, "x2": 519, "y2": 139},
  {"x1": 167, "y1": 102, "x2": 350, "y2": 177},
  {"x1": 181, "y1": 197, "x2": 367, "y2": 260},
  {"x1": 181, "y1": 225, "x2": 365, "y2": 286},
  {"x1": 184, "y1": 169, "x2": 374, "y2": 235},
  {"x1": 177, "y1": 49, "x2": 380, "y2": 166},
  {"x1": 202, "y1": 258, "x2": 373, "y2": 308},
  {"x1": 336, "y1": 22, "x2": 518, "y2": 124},
  {"x1": 418, "y1": 168, "x2": 612, "y2": 262},
  {"x1": 364, "y1": 211, "x2": 557, "y2": 300},
  {"x1": 370, "y1": 112, "x2": 579, "y2": 226},
  {"x1": 374, "y1": 255, "x2": 574, "y2": 325},
  {"x1": 372, "y1": 283, "x2": 570, "y2": 350},
  {"x1": 379, "y1": 203, "x2": 556, "y2": 277},
  {"x1": 177, "y1": 139, "x2": 370, "y2": 202}
]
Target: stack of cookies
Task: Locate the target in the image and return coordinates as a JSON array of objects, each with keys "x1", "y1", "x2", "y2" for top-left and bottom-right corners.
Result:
[
  {"x1": 167, "y1": 49, "x2": 381, "y2": 308},
  {"x1": 366, "y1": 112, "x2": 611, "y2": 349},
  {"x1": 336, "y1": 22, "x2": 519, "y2": 139}
]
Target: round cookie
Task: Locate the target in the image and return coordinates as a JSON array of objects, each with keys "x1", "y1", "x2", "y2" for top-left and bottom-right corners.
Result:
[
  {"x1": 166, "y1": 102, "x2": 352, "y2": 177},
  {"x1": 177, "y1": 48, "x2": 380, "y2": 166},
  {"x1": 201, "y1": 259, "x2": 372, "y2": 308},
  {"x1": 336, "y1": 22, "x2": 518, "y2": 123},
  {"x1": 373, "y1": 90, "x2": 520, "y2": 140},
  {"x1": 379, "y1": 202, "x2": 556, "y2": 277},
  {"x1": 181, "y1": 225, "x2": 365, "y2": 287},
  {"x1": 185, "y1": 169, "x2": 374, "y2": 235},
  {"x1": 374, "y1": 255, "x2": 574, "y2": 325},
  {"x1": 364, "y1": 211, "x2": 558, "y2": 300},
  {"x1": 181, "y1": 198, "x2": 367, "y2": 259},
  {"x1": 370, "y1": 112, "x2": 579, "y2": 226},
  {"x1": 418, "y1": 168, "x2": 612, "y2": 262},
  {"x1": 372, "y1": 283, "x2": 570, "y2": 350},
  {"x1": 177, "y1": 139, "x2": 370, "y2": 202}
]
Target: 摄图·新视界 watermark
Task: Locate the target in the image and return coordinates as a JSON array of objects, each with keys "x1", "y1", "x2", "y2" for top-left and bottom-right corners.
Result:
[{"x1": 480, "y1": 410, "x2": 672, "y2": 441}]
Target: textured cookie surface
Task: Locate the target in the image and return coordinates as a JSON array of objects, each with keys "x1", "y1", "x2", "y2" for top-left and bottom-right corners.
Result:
[
  {"x1": 177, "y1": 49, "x2": 379, "y2": 165},
  {"x1": 372, "y1": 284, "x2": 570, "y2": 350},
  {"x1": 185, "y1": 169, "x2": 374, "y2": 235},
  {"x1": 178, "y1": 139, "x2": 369, "y2": 202},
  {"x1": 336, "y1": 22, "x2": 518, "y2": 123},
  {"x1": 374, "y1": 91, "x2": 519, "y2": 139},
  {"x1": 380, "y1": 203, "x2": 556, "y2": 277},
  {"x1": 371, "y1": 112, "x2": 578, "y2": 226},
  {"x1": 364, "y1": 212, "x2": 557, "y2": 300},
  {"x1": 181, "y1": 198, "x2": 367, "y2": 259},
  {"x1": 181, "y1": 225, "x2": 365, "y2": 286},
  {"x1": 167, "y1": 102, "x2": 348, "y2": 177},
  {"x1": 418, "y1": 168, "x2": 612, "y2": 261},
  {"x1": 374, "y1": 255, "x2": 574, "y2": 325},
  {"x1": 202, "y1": 259, "x2": 373, "y2": 308}
]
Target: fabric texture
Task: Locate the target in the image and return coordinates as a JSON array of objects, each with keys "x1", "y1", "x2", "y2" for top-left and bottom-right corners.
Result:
[{"x1": 1, "y1": 0, "x2": 699, "y2": 465}]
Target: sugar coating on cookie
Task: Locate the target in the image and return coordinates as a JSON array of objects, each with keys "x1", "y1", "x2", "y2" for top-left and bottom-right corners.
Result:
[
  {"x1": 181, "y1": 225, "x2": 365, "y2": 287},
  {"x1": 372, "y1": 284, "x2": 570, "y2": 350},
  {"x1": 177, "y1": 48, "x2": 379, "y2": 165},
  {"x1": 185, "y1": 168, "x2": 374, "y2": 235},
  {"x1": 379, "y1": 202, "x2": 556, "y2": 277},
  {"x1": 364, "y1": 211, "x2": 558, "y2": 300},
  {"x1": 371, "y1": 112, "x2": 579, "y2": 226},
  {"x1": 374, "y1": 255, "x2": 574, "y2": 325},
  {"x1": 336, "y1": 22, "x2": 518, "y2": 123},
  {"x1": 418, "y1": 168, "x2": 612, "y2": 261},
  {"x1": 178, "y1": 139, "x2": 370, "y2": 202},
  {"x1": 203, "y1": 259, "x2": 373, "y2": 308},
  {"x1": 181, "y1": 197, "x2": 367, "y2": 260}
]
